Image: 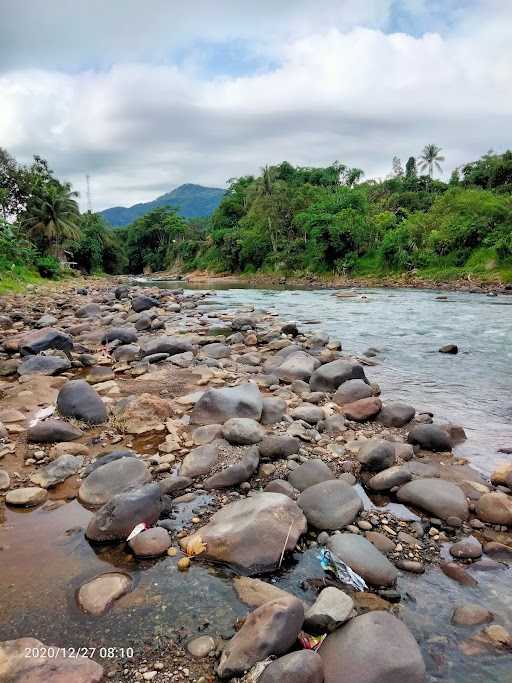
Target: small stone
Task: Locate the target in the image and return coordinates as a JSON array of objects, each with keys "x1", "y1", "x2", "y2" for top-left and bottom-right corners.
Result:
[
  {"x1": 6, "y1": 486, "x2": 48, "y2": 507},
  {"x1": 177, "y1": 557, "x2": 191, "y2": 571},
  {"x1": 187, "y1": 636, "x2": 216, "y2": 658},
  {"x1": 452, "y1": 604, "x2": 494, "y2": 626}
]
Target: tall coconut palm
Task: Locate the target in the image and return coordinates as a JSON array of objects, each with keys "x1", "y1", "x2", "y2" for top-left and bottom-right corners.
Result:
[
  {"x1": 419, "y1": 144, "x2": 445, "y2": 178},
  {"x1": 22, "y1": 182, "x2": 80, "y2": 257}
]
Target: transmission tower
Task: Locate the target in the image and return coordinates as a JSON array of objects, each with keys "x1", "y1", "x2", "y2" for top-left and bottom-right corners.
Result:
[{"x1": 86, "y1": 174, "x2": 92, "y2": 213}]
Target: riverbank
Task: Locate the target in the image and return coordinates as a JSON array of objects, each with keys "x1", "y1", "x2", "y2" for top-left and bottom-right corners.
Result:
[{"x1": 0, "y1": 280, "x2": 511, "y2": 682}]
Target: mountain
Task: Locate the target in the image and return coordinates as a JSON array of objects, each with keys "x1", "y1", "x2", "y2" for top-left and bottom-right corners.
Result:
[{"x1": 99, "y1": 183, "x2": 225, "y2": 227}]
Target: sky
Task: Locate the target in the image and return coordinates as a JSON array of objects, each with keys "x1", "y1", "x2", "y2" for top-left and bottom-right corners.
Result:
[{"x1": 0, "y1": 0, "x2": 511, "y2": 211}]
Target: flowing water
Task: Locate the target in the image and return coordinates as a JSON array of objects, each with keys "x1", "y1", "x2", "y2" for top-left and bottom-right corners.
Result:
[{"x1": 1, "y1": 283, "x2": 511, "y2": 681}]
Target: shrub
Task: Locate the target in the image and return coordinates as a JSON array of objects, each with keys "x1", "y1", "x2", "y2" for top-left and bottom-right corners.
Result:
[{"x1": 36, "y1": 255, "x2": 61, "y2": 279}]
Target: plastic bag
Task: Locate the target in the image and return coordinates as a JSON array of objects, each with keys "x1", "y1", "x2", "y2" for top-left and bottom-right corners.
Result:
[{"x1": 318, "y1": 548, "x2": 368, "y2": 592}]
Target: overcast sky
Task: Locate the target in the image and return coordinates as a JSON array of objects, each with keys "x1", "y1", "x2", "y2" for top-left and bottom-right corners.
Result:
[{"x1": 0, "y1": 0, "x2": 511, "y2": 211}]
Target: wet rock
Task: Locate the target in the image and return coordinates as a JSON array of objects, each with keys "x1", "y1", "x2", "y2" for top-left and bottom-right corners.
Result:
[
  {"x1": 142, "y1": 335, "x2": 193, "y2": 357},
  {"x1": 129, "y1": 527, "x2": 171, "y2": 557},
  {"x1": 333, "y1": 378, "x2": 373, "y2": 405},
  {"x1": 309, "y1": 359, "x2": 368, "y2": 393},
  {"x1": 450, "y1": 536, "x2": 482, "y2": 559},
  {"x1": 288, "y1": 459, "x2": 336, "y2": 491},
  {"x1": 78, "y1": 572, "x2": 132, "y2": 615},
  {"x1": 290, "y1": 404, "x2": 325, "y2": 424},
  {"x1": 6, "y1": 486, "x2": 48, "y2": 507},
  {"x1": 233, "y1": 576, "x2": 302, "y2": 608},
  {"x1": 205, "y1": 446, "x2": 259, "y2": 489},
  {"x1": 305, "y1": 587, "x2": 354, "y2": 631},
  {"x1": 356, "y1": 439, "x2": 395, "y2": 472},
  {"x1": 275, "y1": 351, "x2": 321, "y2": 383},
  {"x1": 86, "y1": 483, "x2": 163, "y2": 542},
  {"x1": 440, "y1": 561, "x2": 478, "y2": 586},
  {"x1": 483, "y1": 541, "x2": 512, "y2": 559},
  {"x1": 0, "y1": 637, "x2": 103, "y2": 682},
  {"x1": 218, "y1": 596, "x2": 304, "y2": 679},
  {"x1": 395, "y1": 559, "x2": 425, "y2": 573},
  {"x1": 132, "y1": 294, "x2": 159, "y2": 312},
  {"x1": 0, "y1": 469, "x2": 10, "y2": 491},
  {"x1": 281, "y1": 322, "x2": 299, "y2": 336},
  {"x1": 222, "y1": 417, "x2": 265, "y2": 445},
  {"x1": 452, "y1": 604, "x2": 494, "y2": 626},
  {"x1": 439, "y1": 344, "x2": 458, "y2": 354},
  {"x1": 343, "y1": 397, "x2": 382, "y2": 422},
  {"x1": 190, "y1": 382, "x2": 263, "y2": 425},
  {"x1": 19, "y1": 327, "x2": 73, "y2": 355},
  {"x1": 30, "y1": 454, "x2": 83, "y2": 488},
  {"x1": 261, "y1": 397, "x2": 287, "y2": 424},
  {"x1": 17, "y1": 354, "x2": 71, "y2": 376},
  {"x1": 259, "y1": 650, "x2": 324, "y2": 683},
  {"x1": 57, "y1": 380, "x2": 107, "y2": 425},
  {"x1": 28, "y1": 419, "x2": 83, "y2": 443},
  {"x1": 259, "y1": 435, "x2": 300, "y2": 460},
  {"x1": 181, "y1": 492, "x2": 307, "y2": 575},
  {"x1": 367, "y1": 466, "x2": 412, "y2": 491},
  {"x1": 319, "y1": 611, "x2": 425, "y2": 683},
  {"x1": 407, "y1": 424, "x2": 452, "y2": 451},
  {"x1": 187, "y1": 635, "x2": 216, "y2": 658},
  {"x1": 476, "y1": 491, "x2": 512, "y2": 525},
  {"x1": 102, "y1": 326, "x2": 138, "y2": 344},
  {"x1": 180, "y1": 442, "x2": 220, "y2": 477},
  {"x1": 79, "y1": 457, "x2": 151, "y2": 506},
  {"x1": 328, "y1": 533, "x2": 398, "y2": 587},
  {"x1": 397, "y1": 478, "x2": 469, "y2": 521},
  {"x1": 264, "y1": 479, "x2": 296, "y2": 498},
  {"x1": 378, "y1": 402, "x2": 415, "y2": 428},
  {"x1": 298, "y1": 479, "x2": 362, "y2": 530}
]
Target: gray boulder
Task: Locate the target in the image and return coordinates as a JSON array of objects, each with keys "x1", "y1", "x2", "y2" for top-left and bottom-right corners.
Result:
[
  {"x1": 305, "y1": 586, "x2": 354, "y2": 631},
  {"x1": 17, "y1": 354, "x2": 71, "y2": 376},
  {"x1": 318, "y1": 414, "x2": 346, "y2": 434},
  {"x1": 298, "y1": 479, "x2": 362, "y2": 530},
  {"x1": 356, "y1": 439, "x2": 395, "y2": 472},
  {"x1": 102, "y1": 327, "x2": 138, "y2": 344},
  {"x1": 201, "y1": 342, "x2": 230, "y2": 359},
  {"x1": 328, "y1": 533, "x2": 398, "y2": 587},
  {"x1": 112, "y1": 344, "x2": 140, "y2": 362},
  {"x1": 289, "y1": 459, "x2": 335, "y2": 491},
  {"x1": 333, "y1": 379, "x2": 373, "y2": 405},
  {"x1": 367, "y1": 466, "x2": 412, "y2": 491},
  {"x1": 79, "y1": 457, "x2": 151, "y2": 506},
  {"x1": 27, "y1": 419, "x2": 83, "y2": 443},
  {"x1": 20, "y1": 327, "x2": 73, "y2": 355},
  {"x1": 179, "y1": 442, "x2": 221, "y2": 477},
  {"x1": 259, "y1": 435, "x2": 300, "y2": 460},
  {"x1": 258, "y1": 651, "x2": 323, "y2": 683},
  {"x1": 261, "y1": 397, "x2": 287, "y2": 424},
  {"x1": 407, "y1": 424, "x2": 452, "y2": 451},
  {"x1": 204, "y1": 447, "x2": 259, "y2": 489},
  {"x1": 142, "y1": 335, "x2": 193, "y2": 357},
  {"x1": 222, "y1": 418, "x2": 265, "y2": 445},
  {"x1": 86, "y1": 483, "x2": 163, "y2": 541},
  {"x1": 290, "y1": 404, "x2": 325, "y2": 424},
  {"x1": 319, "y1": 611, "x2": 425, "y2": 683},
  {"x1": 57, "y1": 380, "x2": 107, "y2": 425},
  {"x1": 276, "y1": 351, "x2": 321, "y2": 382},
  {"x1": 397, "y1": 478, "x2": 469, "y2": 521},
  {"x1": 309, "y1": 360, "x2": 367, "y2": 393},
  {"x1": 132, "y1": 294, "x2": 159, "y2": 312},
  {"x1": 218, "y1": 596, "x2": 304, "y2": 679},
  {"x1": 190, "y1": 383, "x2": 263, "y2": 425},
  {"x1": 378, "y1": 402, "x2": 415, "y2": 427}
]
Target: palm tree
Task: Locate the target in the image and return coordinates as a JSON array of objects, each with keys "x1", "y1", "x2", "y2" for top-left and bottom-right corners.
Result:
[
  {"x1": 22, "y1": 182, "x2": 80, "y2": 257},
  {"x1": 419, "y1": 144, "x2": 445, "y2": 178}
]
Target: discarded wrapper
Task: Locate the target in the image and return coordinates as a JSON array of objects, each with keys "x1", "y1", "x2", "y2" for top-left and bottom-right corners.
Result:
[
  {"x1": 126, "y1": 522, "x2": 148, "y2": 541},
  {"x1": 318, "y1": 548, "x2": 368, "y2": 592},
  {"x1": 298, "y1": 630, "x2": 327, "y2": 651}
]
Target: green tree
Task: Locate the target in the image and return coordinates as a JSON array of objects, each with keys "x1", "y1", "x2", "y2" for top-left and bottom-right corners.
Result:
[
  {"x1": 419, "y1": 144, "x2": 445, "y2": 178},
  {"x1": 405, "y1": 156, "x2": 417, "y2": 178}
]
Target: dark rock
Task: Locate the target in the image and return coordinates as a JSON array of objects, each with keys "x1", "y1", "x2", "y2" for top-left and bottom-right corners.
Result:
[
  {"x1": 19, "y1": 327, "x2": 73, "y2": 355},
  {"x1": 30, "y1": 454, "x2": 83, "y2": 488},
  {"x1": 79, "y1": 457, "x2": 151, "y2": 506},
  {"x1": 356, "y1": 439, "x2": 395, "y2": 472},
  {"x1": 298, "y1": 479, "x2": 362, "y2": 530},
  {"x1": 378, "y1": 402, "x2": 415, "y2": 428},
  {"x1": 180, "y1": 442, "x2": 220, "y2": 477},
  {"x1": 190, "y1": 383, "x2": 263, "y2": 425},
  {"x1": 204, "y1": 447, "x2": 259, "y2": 489},
  {"x1": 129, "y1": 527, "x2": 170, "y2": 557},
  {"x1": 28, "y1": 419, "x2": 83, "y2": 443},
  {"x1": 407, "y1": 424, "x2": 452, "y2": 451},
  {"x1": 17, "y1": 354, "x2": 71, "y2": 376},
  {"x1": 259, "y1": 650, "x2": 324, "y2": 683},
  {"x1": 397, "y1": 478, "x2": 469, "y2": 521},
  {"x1": 102, "y1": 326, "x2": 138, "y2": 344},
  {"x1": 259, "y1": 435, "x2": 300, "y2": 460},
  {"x1": 327, "y1": 533, "x2": 398, "y2": 587},
  {"x1": 131, "y1": 294, "x2": 159, "y2": 312},
  {"x1": 439, "y1": 344, "x2": 458, "y2": 354},
  {"x1": 261, "y1": 397, "x2": 287, "y2": 424},
  {"x1": 288, "y1": 459, "x2": 336, "y2": 491},
  {"x1": 57, "y1": 379, "x2": 108, "y2": 425},
  {"x1": 142, "y1": 335, "x2": 193, "y2": 357},
  {"x1": 309, "y1": 359, "x2": 368, "y2": 393}
]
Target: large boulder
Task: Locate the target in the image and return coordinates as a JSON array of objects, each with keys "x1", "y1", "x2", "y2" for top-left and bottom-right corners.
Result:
[
  {"x1": 333, "y1": 379, "x2": 373, "y2": 405},
  {"x1": 297, "y1": 479, "x2": 362, "y2": 530},
  {"x1": 19, "y1": 327, "x2": 73, "y2": 355},
  {"x1": 222, "y1": 418, "x2": 265, "y2": 445},
  {"x1": 276, "y1": 351, "x2": 321, "y2": 383},
  {"x1": 181, "y1": 492, "x2": 307, "y2": 575},
  {"x1": 102, "y1": 326, "x2": 138, "y2": 344},
  {"x1": 57, "y1": 380, "x2": 107, "y2": 425},
  {"x1": 378, "y1": 402, "x2": 416, "y2": 428},
  {"x1": 27, "y1": 419, "x2": 83, "y2": 443},
  {"x1": 218, "y1": 596, "x2": 304, "y2": 679},
  {"x1": 17, "y1": 354, "x2": 71, "y2": 376},
  {"x1": 261, "y1": 397, "x2": 287, "y2": 424},
  {"x1": 407, "y1": 424, "x2": 452, "y2": 452},
  {"x1": 319, "y1": 611, "x2": 425, "y2": 683},
  {"x1": 190, "y1": 383, "x2": 263, "y2": 425},
  {"x1": 30, "y1": 454, "x2": 83, "y2": 488},
  {"x1": 328, "y1": 533, "x2": 398, "y2": 587},
  {"x1": 179, "y1": 442, "x2": 220, "y2": 477},
  {"x1": 204, "y1": 447, "x2": 259, "y2": 489},
  {"x1": 142, "y1": 335, "x2": 193, "y2": 357},
  {"x1": 288, "y1": 459, "x2": 335, "y2": 492},
  {"x1": 132, "y1": 294, "x2": 159, "y2": 312},
  {"x1": 309, "y1": 360, "x2": 367, "y2": 393},
  {"x1": 79, "y1": 457, "x2": 151, "y2": 506},
  {"x1": 476, "y1": 492, "x2": 512, "y2": 525},
  {"x1": 397, "y1": 478, "x2": 469, "y2": 521},
  {"x1": 0, "y1": 637, "x2": 103, "y2": 682},
  {"x1": 86, "y1": 483, "x2": 163, "y2": 542},
  {"x1": 356, "y1": 439, "x2": 395, "y2": 472},
  {"x1": 305, "y1": 586, "x2": 354, "y2": 632},
  {"x1": 258, "y1": 650, "x2": 323, "y2": 683}
]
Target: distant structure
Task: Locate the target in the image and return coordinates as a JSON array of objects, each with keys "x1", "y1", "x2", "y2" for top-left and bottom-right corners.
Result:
[{"x1": 85, "y1": 174, "x2": 92, "y2": 213}]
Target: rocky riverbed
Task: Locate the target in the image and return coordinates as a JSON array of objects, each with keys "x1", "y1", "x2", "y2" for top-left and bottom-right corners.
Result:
[{"x1": 0, "y1": 279, "x2": 511, "y2": 682}]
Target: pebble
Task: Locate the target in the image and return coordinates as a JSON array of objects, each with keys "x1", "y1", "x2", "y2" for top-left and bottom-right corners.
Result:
[{"x1": 177, "y1": 557, "x2": 191, "y2": 571}]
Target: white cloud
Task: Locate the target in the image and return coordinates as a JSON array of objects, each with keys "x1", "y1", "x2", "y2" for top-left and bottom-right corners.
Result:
[{"x1": 0, "y1": 1, "x2": 511, "y2": 210}]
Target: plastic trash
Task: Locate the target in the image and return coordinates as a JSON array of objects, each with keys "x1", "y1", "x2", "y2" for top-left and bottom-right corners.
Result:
[
  {"x1": 126, "y1": 522, "x2": 148, "y2": 541},
  {"x1": 29, "y1": 405, "x2": 55, "y2": 427},
  {"x1": 298, "y1": 630, "x2": 327, "y2": 651},
  {"x1": 318, "y1": 548, "x2": 368, "y2": 592},
  {"x1": 240, "y1": 657, "x2": 273, "y2": 682}
]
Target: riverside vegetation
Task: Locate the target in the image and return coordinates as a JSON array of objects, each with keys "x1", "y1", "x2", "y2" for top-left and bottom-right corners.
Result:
[
  {"x1": 1, "y1": 146, "x2": 512, "y2": 291},
  {"x1": 0, "y1": 280, "x2": 511, "y2": 682}
]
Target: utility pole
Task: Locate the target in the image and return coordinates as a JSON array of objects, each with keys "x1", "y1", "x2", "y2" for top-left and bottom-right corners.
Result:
[{"x1": 86, "y1": 174, "x2": 92, "y2": 213}]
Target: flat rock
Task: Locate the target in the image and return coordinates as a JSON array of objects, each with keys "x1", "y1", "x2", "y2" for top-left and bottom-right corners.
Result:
[
  {"x1": 28, "y1": 419, "x2": 83, "y2": 443},
  {"x1": 298, "y1": 479, "x2": 362, "y2": 530},
  {"x1": 129, "y1": 527, "x2": 170, "y2": 557},
  {"x1": 57, "y1": 380, "x2": 107, "y2": 425},
  {"x1": 259, "y1": 651, "x2": 324, "y2": 683},
  {"x1": 367, "y1": 466, "x2": 412, "y2": 491},
  {"x1": 119, "y1": 393, "x2": 172, "y2": 434},
  {"x1": 319, "y1": 611, "x2": 425, "y2": 683},
  {"x1": 233, "y1": 576, "x2": 301, "y2": 608},
  {"x1": 19, "y1": 327, "x2": 73, "y2": 355},
  {"x1": 305, "y1": 586, "x2": 354, "y2": 631},
  {"x1": 78, "y1": 572, "x2": 132, "y2": 615},
  {"x1": 397, "y1": 478, "x2": 469, "y2": 521},
  {"x1": 218, "y1": 596, "x2": 304, "y2": 679},
  {"x1": 452, "y1": 603, "x2": 494, "y2": 626},
  {"x1": 288, "y1": 459, "x2": 335, "y2": 491},
  {"x1": 181, "y1": 492, "x2": 307, "y2": 575},
  {"x1": 6, "y1": 486, "x2": 48, "y2": 507},
  {"x1": 132, "y1": 294, "x2": 159, "y2": 312},
  {"x1": 142, "y1": 335, "x2": 193, "y2": 357},
  {"x1": 450, "y1": 536, "x2": 482, "y2": 559},
  {"x1": 102, "y1": 326, "x2": 138, "y2": 344},
  {"x1": 30, "y1": 454, "x2": 84, "y2": 488},
  {"x1": 275, "y1": 351, "x2": 320, "y2": 382},
  {"x1": 204, "y1": 446, "x2": 259, "y2": 489},
  {"x1": 190, "y1": 383, "x2": 263, "y2": 425},
  {"x1": 328, "y1": 533, "x2": 398, "y2": 587},
  {"x1": 79, "y1": 457, "x2": 151, "y2": 506},
  {"x1": 18, "y1": 354, "x2": 71, "y2": 376},
  {"x1": 290, "y1": 404, "x2": 325, "y2": 424}
]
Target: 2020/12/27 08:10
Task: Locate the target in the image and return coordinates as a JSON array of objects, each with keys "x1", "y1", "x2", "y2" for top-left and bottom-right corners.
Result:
[{"x1": 24, "y1": 646, "x2": 135, "y2": 659}]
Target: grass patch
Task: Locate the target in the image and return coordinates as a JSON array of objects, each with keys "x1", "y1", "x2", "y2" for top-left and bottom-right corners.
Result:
[{"x1": 0, "y1": 265, "x2": 45, "y2": 294}]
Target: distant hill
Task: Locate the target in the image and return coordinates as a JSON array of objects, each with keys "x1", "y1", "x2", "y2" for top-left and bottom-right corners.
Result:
[{"x1": 100, "y1": 183, "x2": 225, "y2": 227}]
